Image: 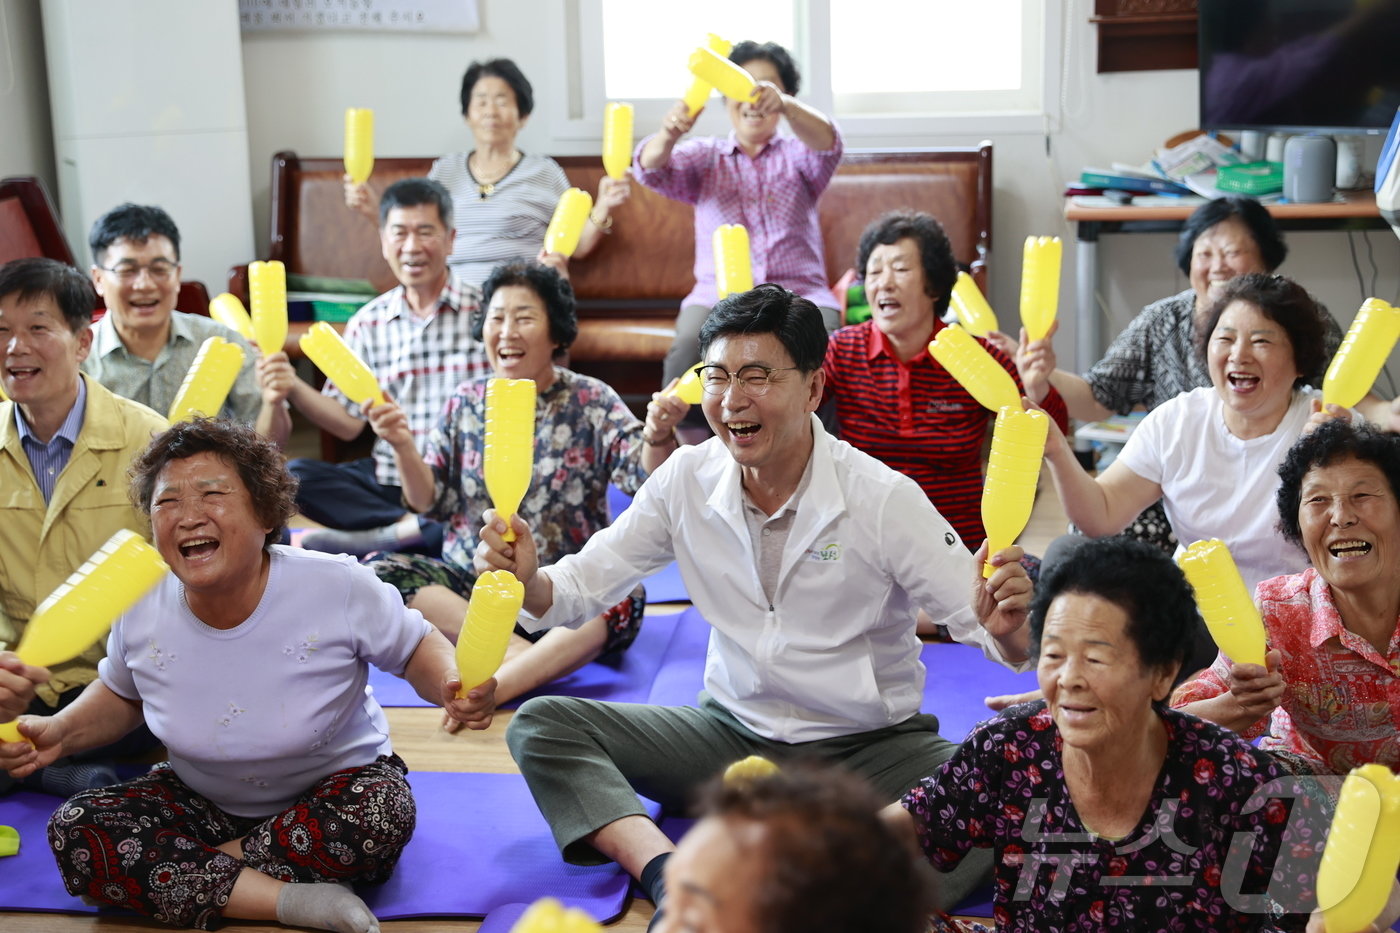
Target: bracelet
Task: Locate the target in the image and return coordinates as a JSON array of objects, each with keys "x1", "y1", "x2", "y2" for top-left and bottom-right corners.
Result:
[
  {"x1": 589, "y1": 213, "x2": 614, "y2": 233},
  {"x1": 643, "y1": 429, "x2": 677, "y2": 447}
]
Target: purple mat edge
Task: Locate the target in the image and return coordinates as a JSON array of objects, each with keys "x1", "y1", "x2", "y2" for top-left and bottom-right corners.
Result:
[{"x1": 0, "y1": 772, "x2": 653, "y2": 923}]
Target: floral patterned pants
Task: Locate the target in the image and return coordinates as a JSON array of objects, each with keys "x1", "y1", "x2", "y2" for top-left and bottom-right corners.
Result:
[{"x1": 47, "y1": 754, "x2": 414, "y2": 930}]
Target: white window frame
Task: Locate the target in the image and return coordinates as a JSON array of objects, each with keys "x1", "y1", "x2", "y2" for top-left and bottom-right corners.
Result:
[{"x1": 546, "y1": 0, "x2": 1060, "y2": 146}]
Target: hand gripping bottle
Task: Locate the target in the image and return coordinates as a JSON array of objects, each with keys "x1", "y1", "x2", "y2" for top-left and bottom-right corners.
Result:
[
  {"x1": 1318, "y1": 764, "x2": 1400, "y2": 933},
  {"x1": 509, "y1": 897, "x2": 603, "y2": 933},
  {"x1": 1019, "y1": 235, "x2": 1062, "y2": 342},
  {"x1": 928, "y1": 323, "x2": 1022, "y2": 414},
  {"x1": 343, "y1": 107, "x2": 374, "y2": 185},
  {"x1": 949, "y1": 271, "x2": 999, "y2": 337},
  {"x1": 168, "y1": 337, "x2": 247, "y2": 423},
  {"x1": 484, "y1": 377, "x2": 537, "y2": 543},
  {"x1": 714, "y1": 224, "x2": 753, "y2": 298},
  {"x1": 299, "y1": 321, "x2": 386, "y2": 408},
  {"x1": 682, "y1": 33, "x2": 733, "y2": 116},
  {"x1": 1322, "y1": 298, "x2": 1400, "y2": 410},
  {"x1": 248, "y1": 260, "x2": 288, "y2": 356},
  {"x1": 668, "y1": 362, "x2": 705, "y2": 404},
  {"x1": 723, "y1": 755, "x2": 780, "y2": 785},
  {"x1": 0, "y1": 530, "x2": 168, "y2": 743},
  {"x1": 981, "y1": 407, "x2": 1048, "y2": 577},
  {"x1": 688, "y1": 46, "x2": 758, "y2": 104},
  {"x1": 544, "y1": 188, "x2": 593, "y2": 258},
  {"x1": 454, "y1": 569, "x2": 526, "y2": 698},
  {"x1": 209, "y1": 293, "x2": 255, "y2": 342},
  {"x1": 1176, "y1": 539, "x2": 1267, "y2": 668},
  {"x1": 602, "y1": 102, "x2": 634, "y2": 180}
]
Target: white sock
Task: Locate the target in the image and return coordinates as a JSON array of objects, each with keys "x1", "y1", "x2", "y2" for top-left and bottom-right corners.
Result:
[{"x1": 275, "y1": 882, "x2": 379, "y2": 933}]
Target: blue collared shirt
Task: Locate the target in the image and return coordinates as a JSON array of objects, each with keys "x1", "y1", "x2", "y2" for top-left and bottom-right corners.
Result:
[{"x1": 16, "y1": 376, "x2": 87, "y2": 503}]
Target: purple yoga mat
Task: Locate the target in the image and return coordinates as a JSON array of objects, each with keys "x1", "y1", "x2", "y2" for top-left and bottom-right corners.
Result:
[
  {"x1": 607, "y1": 485, "x2": 690, "y2": 603},
  {"x1": 478, "y1": 901, "x2": 532, "y2": 930},
  {"x1": 644, "y1": 606, "x2": 711, "y2": 707},
  {"x1": 0, "y1": 773, "x2": 654, "y2": 922},
  {"x1": 0, "y1": 790, "x2": 83, "y2": 914},
  {"x1": 366, "y1": 610, "x2": 686, "y2": 709},
  {"x1": 920, "y1": 641, "x2": 1040, "y2": 744}
]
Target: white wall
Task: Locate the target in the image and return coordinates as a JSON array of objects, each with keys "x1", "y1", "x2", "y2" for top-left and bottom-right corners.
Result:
[
  {"x1": 0, "y1": 0, "x2": 56, "y2": 197},
  {"x1": 41, "y1": 0, "x2": 254, "y2": 289}
]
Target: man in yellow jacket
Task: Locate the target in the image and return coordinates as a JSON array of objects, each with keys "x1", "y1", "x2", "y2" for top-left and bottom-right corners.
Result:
[{"x1": 0, "y1": 257, "x2": 167, "y2": 795}]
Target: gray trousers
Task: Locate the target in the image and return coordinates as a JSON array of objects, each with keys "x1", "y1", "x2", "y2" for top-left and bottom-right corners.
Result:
[
  {"x1": 506, "y1": 692, "x2": 993, "y2": 911},
  {"x1": 664, "y1": 303, "x2": 843, "y2": 385}
]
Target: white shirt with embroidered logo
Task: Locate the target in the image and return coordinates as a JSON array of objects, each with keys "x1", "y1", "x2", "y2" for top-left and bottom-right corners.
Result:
[{"x1": 526, "y1": 413, "x2": 1027, "y2": 743}]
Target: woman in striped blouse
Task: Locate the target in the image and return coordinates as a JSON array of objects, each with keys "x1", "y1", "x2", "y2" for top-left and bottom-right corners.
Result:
[{"x1": 823, "y1": 210, "x2": 1068, "y2": 561}]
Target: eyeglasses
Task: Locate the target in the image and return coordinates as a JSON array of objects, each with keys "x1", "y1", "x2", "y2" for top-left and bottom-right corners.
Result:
[
  {"x1": 694, "y1": 364, "x2": 800, "y2": 397},
  {"x1": 99, "y1": 260, "x2": 179, "y2": 283}
]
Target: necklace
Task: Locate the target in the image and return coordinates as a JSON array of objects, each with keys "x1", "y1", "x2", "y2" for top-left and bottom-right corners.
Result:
[{"x1": 468, "y1": 151, "x2": 521, "y2": 200}]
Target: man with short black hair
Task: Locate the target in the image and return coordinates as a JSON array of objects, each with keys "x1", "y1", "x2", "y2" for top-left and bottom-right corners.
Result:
[
  {"x1": 0, "y1": 257, "x2": 167, "y2": 795},
  {"x1": 264, "y1": 177, "x2": 488, "y2": 555},
  {"x1": 482, "y1": 284, "x2": 1030, "y2": 923},
  {"x1": 83, "y1": 203, "x2": 286, "y2": 444}
]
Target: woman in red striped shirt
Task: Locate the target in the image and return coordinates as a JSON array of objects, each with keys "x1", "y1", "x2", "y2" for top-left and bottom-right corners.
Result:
[{"x1": 823, "y1": 211, "x2": 1068, "y2": 561}]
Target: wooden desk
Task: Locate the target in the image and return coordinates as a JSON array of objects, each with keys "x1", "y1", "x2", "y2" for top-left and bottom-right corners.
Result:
[{"x1": 1063, "y1": 190, "x2": 1385, "y2": 368}]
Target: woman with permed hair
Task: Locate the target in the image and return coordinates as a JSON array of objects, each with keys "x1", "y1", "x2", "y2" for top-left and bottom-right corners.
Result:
[
  {"x1": 1, "y1": 417, "x2": 490, "y2": 932},
  {"x1": 362, "y1": 262, "x2": 684, "y2": 723},
  {"x1": 1175, "y1": 419, "x2": 1400, "y2": 782}
]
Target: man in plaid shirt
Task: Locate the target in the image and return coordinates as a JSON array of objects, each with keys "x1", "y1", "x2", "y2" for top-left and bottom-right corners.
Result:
[{"x1": 259, "y1": 177, "x2": 488, "y2": 555}]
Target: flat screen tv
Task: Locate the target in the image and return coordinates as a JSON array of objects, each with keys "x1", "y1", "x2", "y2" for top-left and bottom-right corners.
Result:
[{"x1": 1199, "y1": 0, "x2": 1400, "y2": 135}]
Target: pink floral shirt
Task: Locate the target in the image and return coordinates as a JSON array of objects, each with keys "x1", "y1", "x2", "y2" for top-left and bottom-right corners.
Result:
[{"x1": 1174, "y1": 568, "x2": 1400, "y2": 773}]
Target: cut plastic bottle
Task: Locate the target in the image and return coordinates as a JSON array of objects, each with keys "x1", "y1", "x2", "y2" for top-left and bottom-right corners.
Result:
[
  {"x1": 602, "y1": 102, "x2": 634, "y2": 180},
  {"x1": 928, "y1": 323, "x2": 1022, "y2": 414},
  {"x1": 344, "y1": 107, "x2": 374, "y2": 185},
  {"x1": 299, "y1": 321, "x2": 385, "y2": 408},
  {"x1": 688, "y1": 46, "x2": 757, "y2": 103},
  {"x1": 1176, "y1": 539, "x2": 1267, "y2": 668},
  {"x1": 723, "y1": 755, "x2": 780, "y2": 785},
  {"x1": 209, "y1": 293, "x2": 254, "y2": 342},
  {"x1": 544, "y1": 188, "x2": 593, "y2": 258},
  {"x1": 682, "y1": 33, "x2": 733, "y2": 115},
  {"x1": 668, "y1": 363, "x2": 705, "y2": 404},
  {"x1": 1322, "y1": 298, "x2": 1400, "y2": 410},
  {"x1": 981, "y1": 408, "x2": 1048, "y2": 577},
  {"x1": 0, "y1": 530, "x2": 168, "y2": 743},
  {"x1": 713, "y1": 224, "x2": 753, "y2": 298},
  {"x1": 949, "y1": 271, "x2": 999, "y2": 337},
  {"x1": 454, "y1": 569, "x2": 526, "y2": 698},
  {"x1": 509, "y1": 897, "x2": 603, "y2": 933},
  {"x1": 1318, "y1": 764, "x2": 1400, "y2": 933},
  {"x1": 484, "y1": 378, "x2": 537, "y2": 543},
  {"x1": 168, "y1": 336, "x2": 246, "y2": 423},
  {"x1": 248, "y1": 260, "x2": 288, "y2": 357},
  {"x1": 1019, "y1": 235, "x2": 1061, "y2": 342}
]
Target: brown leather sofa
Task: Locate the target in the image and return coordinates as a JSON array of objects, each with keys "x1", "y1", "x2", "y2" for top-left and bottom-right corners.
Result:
[{"x1": 229, "y1": 144, "x2": 992, "y2": 404}]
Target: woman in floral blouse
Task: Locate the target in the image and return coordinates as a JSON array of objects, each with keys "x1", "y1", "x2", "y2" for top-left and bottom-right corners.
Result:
[
  {"x1": 362, "y1": 262, "x2": 685, "y2": 717},
  {"x1": 1175, "y1": 419, "x2": 1400, "y2": 777},
  {"x1": 883, "y1": 537, "x2": 1324, "y2": 932}
]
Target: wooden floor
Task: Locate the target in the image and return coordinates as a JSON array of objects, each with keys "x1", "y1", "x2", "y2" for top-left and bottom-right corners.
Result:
[{"x1": 2, "y1": 454, "x2": 1068, "y2": 933}]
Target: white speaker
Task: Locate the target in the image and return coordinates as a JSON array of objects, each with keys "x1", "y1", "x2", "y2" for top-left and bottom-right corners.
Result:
[{"x1": 1284, "y1": 136, "x2": 1336, "y2": 203}]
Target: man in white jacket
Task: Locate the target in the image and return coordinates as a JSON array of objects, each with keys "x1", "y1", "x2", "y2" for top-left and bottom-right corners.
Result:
[{"x1": 478, "y1": 284, "x2": 1032, "y2": 918}]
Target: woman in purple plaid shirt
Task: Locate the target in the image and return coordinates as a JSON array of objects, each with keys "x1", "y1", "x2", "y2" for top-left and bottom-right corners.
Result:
[{"x1": 636, "y1": 40, "x2": 844, "y2": 389}]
